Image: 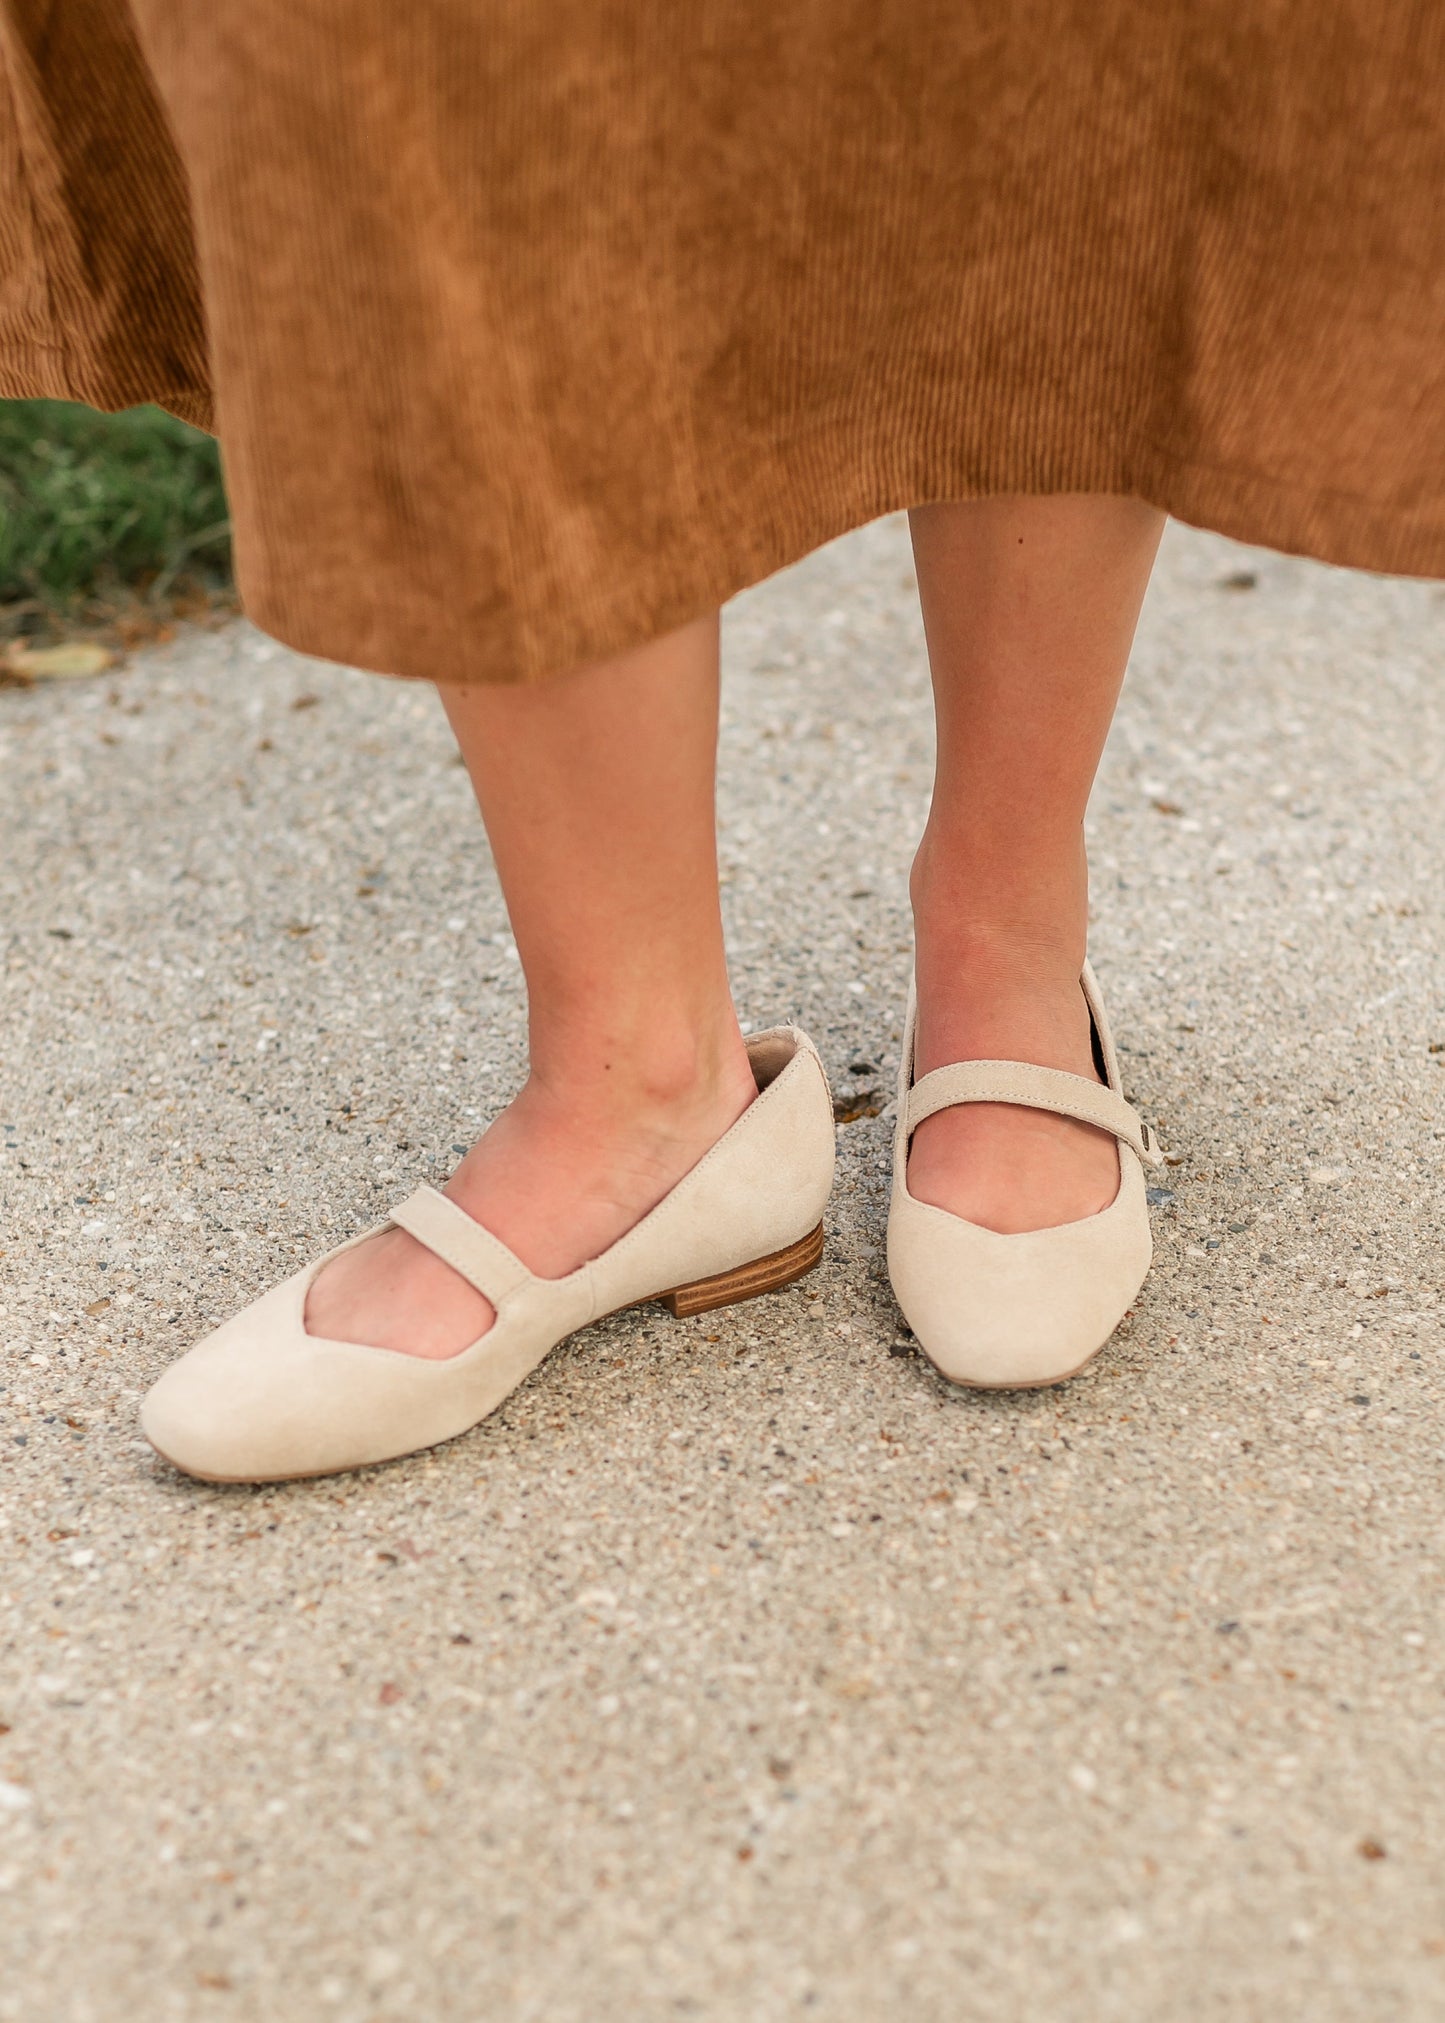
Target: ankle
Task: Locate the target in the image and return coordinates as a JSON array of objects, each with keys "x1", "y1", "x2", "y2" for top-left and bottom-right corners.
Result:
[
  {"x1": 911, "y1": 842, "x2": 1088, "y2": 997},
  {"x1": 442, "y1": 1012, "x2": 758, "y2": 1266},
  {"x1": 908, "y1": 906, "x2": 1096, "y2": 1079},
  {"x1": 911, "y1": 909, "x2": 1088, "y2": 1001},
  {"x1": 517, "y1": 1011, "x2": 756, "y2": 1136}
]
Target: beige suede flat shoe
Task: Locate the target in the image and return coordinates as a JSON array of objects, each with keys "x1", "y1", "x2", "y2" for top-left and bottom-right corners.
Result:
[
  {"x1": 142, "y1": 1025, "x2": 835, "y2": 1482},
  {"x1": 886, "y1": 964, "x2": 1163, "y2": 1389}
]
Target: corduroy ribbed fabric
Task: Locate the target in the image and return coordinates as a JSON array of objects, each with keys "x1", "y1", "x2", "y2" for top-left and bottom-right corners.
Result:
[{"x1": 2, "y1": 3, "x2": 1443, "y2": 683}]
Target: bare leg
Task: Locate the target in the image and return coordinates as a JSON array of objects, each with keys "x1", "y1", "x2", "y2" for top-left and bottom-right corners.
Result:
[
  {"x1": 306, "y1": 615, "x2": 757, "y2": 1357},
  {"x1": 907, "y1": 495, "x2": 1165, "y2": 1233}
]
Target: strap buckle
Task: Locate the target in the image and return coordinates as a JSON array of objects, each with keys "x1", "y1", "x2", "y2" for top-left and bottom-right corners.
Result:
[{"x1": 1137, "y1": 1119, "x2": 1166, "y2": 1167}]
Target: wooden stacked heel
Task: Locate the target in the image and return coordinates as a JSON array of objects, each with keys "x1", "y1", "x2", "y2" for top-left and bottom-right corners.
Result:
[{"x1": 655, "y1": 1223, "x2": 825, "y2": 1318}]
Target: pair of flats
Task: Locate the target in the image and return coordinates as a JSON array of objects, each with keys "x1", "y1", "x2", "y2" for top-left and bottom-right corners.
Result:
[{"x1": 142, "y1": 965, "x2": 1162, "y2": 1483}]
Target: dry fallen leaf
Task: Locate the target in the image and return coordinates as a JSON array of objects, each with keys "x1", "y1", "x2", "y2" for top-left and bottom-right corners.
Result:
[{"x1": 4, "y1": 642, "x2": 115, "y2": 681}]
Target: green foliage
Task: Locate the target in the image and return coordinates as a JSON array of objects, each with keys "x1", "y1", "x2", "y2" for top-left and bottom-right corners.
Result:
[{"x1": 0, "y1": 399, "x2": 231, "y2": 609}]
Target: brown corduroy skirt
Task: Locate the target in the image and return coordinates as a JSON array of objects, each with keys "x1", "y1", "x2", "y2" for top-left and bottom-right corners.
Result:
[{"x1": 2, "y1": 3, "x2": 1443, "y2": 683}]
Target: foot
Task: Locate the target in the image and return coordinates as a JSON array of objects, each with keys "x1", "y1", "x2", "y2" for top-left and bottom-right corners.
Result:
[
  {"x1": 304, "y1": 1044, "x2": 759, "y2": 1358},
  {"x1": 908, "y1": 949, "x2": 1119, "y2": 1235}
]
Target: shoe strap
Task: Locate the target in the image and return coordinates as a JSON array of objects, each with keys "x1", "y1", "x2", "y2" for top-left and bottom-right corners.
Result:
[
  {"x1": 388, "y1": 1184, "x2": 534, "y2": 1305},
  {"x1": 905, "y1": 1060, "x2": 1163, "y2": 1164}
]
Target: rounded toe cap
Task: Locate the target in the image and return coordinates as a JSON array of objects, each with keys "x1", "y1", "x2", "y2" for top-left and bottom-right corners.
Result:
[
  {"x1": 887, "y1": 1175, "x2": 1153, "y2": 1389},
  {"x1": 138, "y1": 1272, "x2": 333, "y2": 1481},
  {"x1": 140, "y1": 1354, "x2": 251, "y2": 1480}
]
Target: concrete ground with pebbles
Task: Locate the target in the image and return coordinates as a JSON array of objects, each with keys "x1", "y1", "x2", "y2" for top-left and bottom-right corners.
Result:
[{"x1": 1, "y1": 516, "x2": 1443, "y2": 2020}]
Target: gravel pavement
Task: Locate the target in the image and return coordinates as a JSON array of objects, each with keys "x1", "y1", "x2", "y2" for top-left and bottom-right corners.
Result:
[{"x1": 2, "y1": 517, "x2": 1444, "y2": 2019}]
